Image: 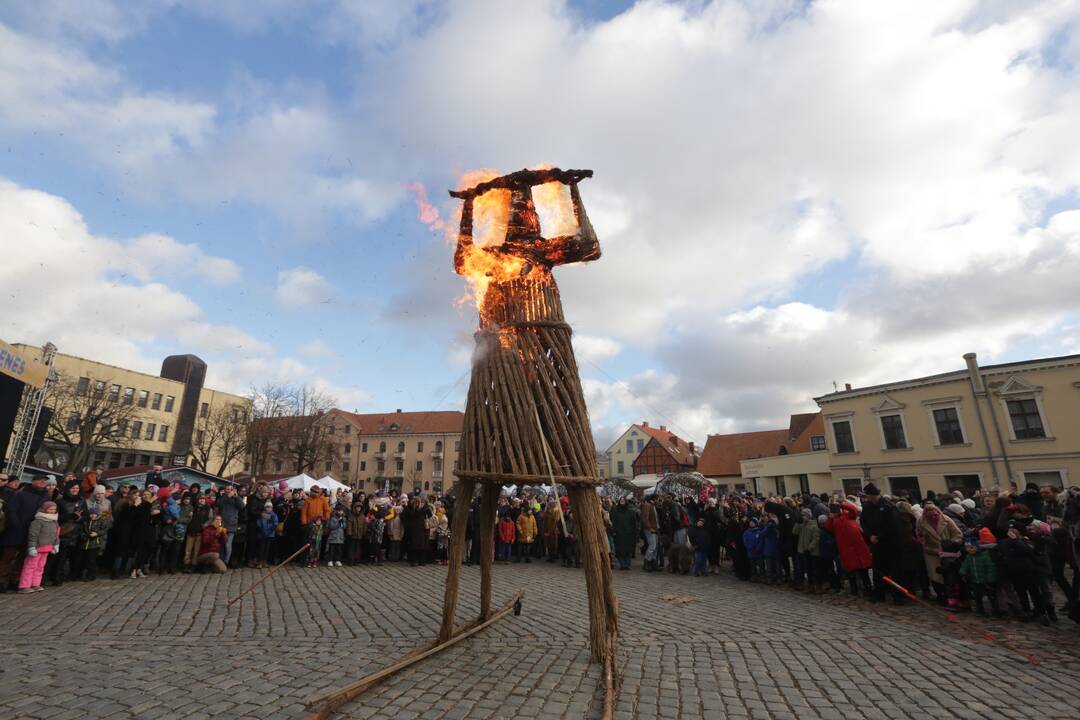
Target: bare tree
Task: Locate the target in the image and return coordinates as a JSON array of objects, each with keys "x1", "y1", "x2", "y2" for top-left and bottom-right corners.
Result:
[
  {"x1": 42, "y1": 374, "x2": 141, "y2": 472},
  {"x1": 190, "y1": 403, "x2": 250, "y2": 477},
  {"x1": 246, "y1": 383, "x2": 339, "y2": 476}
]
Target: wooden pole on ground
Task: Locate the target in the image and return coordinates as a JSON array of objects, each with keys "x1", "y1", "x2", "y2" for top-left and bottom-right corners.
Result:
[
  {"x1": 305, "y1": 590, "x2": 525, "y2": 720},
  {"x1": 479, "y1": 481, "x2": 498, "y2": 619},
  {"x1": 439, "y1": 477, "x2": 476, "y2": 642},
  {"x1": 226, "y1": 543, "x2": 310, "y2": 608}
]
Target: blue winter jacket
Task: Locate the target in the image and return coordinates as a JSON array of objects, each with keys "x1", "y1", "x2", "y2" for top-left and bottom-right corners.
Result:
[
  {"x1": 256, "y1": 512, "x2": 279, "y2": 540},
  {"x1": 759, "y1": 523, "x2": 780, "y2": 559}
]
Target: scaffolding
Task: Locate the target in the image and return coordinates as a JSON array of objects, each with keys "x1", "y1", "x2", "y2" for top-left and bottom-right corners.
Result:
[{"x1": 6, "y1": 342, "x2": 57, "y2": 478}]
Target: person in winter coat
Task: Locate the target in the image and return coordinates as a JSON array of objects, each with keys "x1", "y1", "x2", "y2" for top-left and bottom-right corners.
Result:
[
  {"x1": 497, "y1": 515, "x2": 516, "y2": 563},
  {"x1": 127, "y1": 489, "x2": 160, "y2": 579},
  {"x1": 640, "y1": 498, "x2": 660, "y2": 571},
  {"x1": 401, "y1": 496, "x2": 433, "y2": 567},
  {"x1": 214, "y1": 485, "x2": 244, "y2": 568},
  {"x1": 515, "y1": 507, "x2": 537, "y2": 564},
  {"x1": 80, "y1": 467, "x2": 101, "y2": 498},
  {"x1": 816, "y1": 515, "x2": 842, "y2": 592},
  {"x1": 543, "y1": 501, "x2": 562, "y2": 563},
  {"x1": 74, "y1": 507, "x2": 111, "y2": 581},
  {"x1": 158, "y1": 497, "x2": 182, "y2": 574},
  {"x1": 960, "y1": 528, "x2": 1000, "y2": 616},
  {"x1": 743, "y1": 518, "x2": 765, "y2": 580},
  {"x1": 254, "y1": 501, "x2": 278, "y2": 568},
  {"x1": 301, "y1": 487, "x2": 332, "y2": 527},
  {"x1": 562, "y1": 509, "x2": 580, "y2": 568},
  {"x1": 609, "y1": 498, "x2": 638, "y2": 571},
  {"x1": 916, "y1": 504, "x2": 963, "y2": 602},
  {"x1": 18, "y1": 501, "x2": 60, "y2": 593},
  {"x1": 894, "y1": 501, "x2": 925, "y2": 598},
  {"x1": 307, "y1": 516, "x2": 326, "y2": 568},
  {"x1": 0, "y1": 475, "x2": 49, "y2": 592},
  {"x1": 385, "y1": 504, "x2": 403, "y2": 562},
  {"x1": 325, "y1": 507, "x2": 347, "y2": 567},
  {"x1": 759, "y1": 517, "x2": 781, "y2": 583},
  {"x1": 245, "y1": 483, "x2": 272, "y2": 567},
  {"x1": 48, "y1": 482, "x2": 87, "y2": 586},
  {"x1": 792, "y1": 509, "x2": 821, "y2": 591},
  {"x1": 859, "y1": 483, "x2": 900, "y2": 602},
  {"x1": 346, "y1": 502, "x2": 367, "y2": 565},
  {"x1": 183, "y1": 495, "x2": 213, "y2": 571},
  {"x1": 689, "y1": 518, "x2": 710, "y2": 576},
  {"x1": 826, "y1": 501, "x2": 873, "y2": 597},
  {"x1": 197, "y1": 515, "x2": 228, "y2": 573}
]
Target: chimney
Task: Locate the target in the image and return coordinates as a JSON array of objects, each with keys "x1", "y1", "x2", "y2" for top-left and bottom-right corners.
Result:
[
  {"x1": 659, "y1": 425, "x2": 666, "y2": 431},
  {"x1": 396, "y1": 408, "x2": 402, "y2": 413},
  {"x1": 844, "y1": 383, "x2": 852, "y2": 391},
  {"x1": 963, "y1": 352, "x2": 985, "y2": 393},
  {"x1": 688, "y1": 441, "x2": 695, "y2": 454},
  {"x1": 641, "y1": 421, "x2": 648, "y2": 427}
]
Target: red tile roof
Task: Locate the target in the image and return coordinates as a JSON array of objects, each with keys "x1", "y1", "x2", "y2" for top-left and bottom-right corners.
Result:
[
  {"x1": 697, "y1": 429, "x2": 790, "y2": 477},
  {"x1": 336, "y1": 409, "x2": 464, "y2": 435},
  {"x1": 636, "y1": 424, "x2": 697, "y2": 466},
  {"x1": 788, "y1": 412, "x2": 825, "y2": 453}
]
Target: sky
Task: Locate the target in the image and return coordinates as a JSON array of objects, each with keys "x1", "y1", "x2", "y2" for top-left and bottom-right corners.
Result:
[{"x1": 2, "y1": 0, "x2": 1080, "y2": 452}]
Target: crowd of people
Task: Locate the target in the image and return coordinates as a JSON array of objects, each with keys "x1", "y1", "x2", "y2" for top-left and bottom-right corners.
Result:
[{"x1": 2, "y1": 466, "x2": 1078, "y2": 631}]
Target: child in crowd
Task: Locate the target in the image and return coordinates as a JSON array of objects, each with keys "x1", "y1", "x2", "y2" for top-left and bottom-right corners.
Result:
[
  {"x1": 159, "y1": 496, "x2": 182, "y2": 574},
  {"x1": 792, "y1": 509, "x2": 820, "y2": 592},
  {"x1": 497, "y1": 514, "x2": 516, "y2": 563},
  {"x1": 960, "y1": 528, "x2": 1000, "y2": 617},
  {"x1": 826, "y1": 501, "x2": 873, "y2": 598},
  {"x1": 689, "y1": 518, "x2": 710, "y2": 577},
  {"x1": 816, "y1": 515, "x2": 842, "y2": 592},
  {"x1": 743, "y1": 518, "x2": 764, "y2": 580},
  {"x1": 760, "y1": 516, "x2": 781, "y2": 584},
  {"x1": 327, "y1": 507, "x2": 347, "y2": 567},
  {"x1": 435, "y1": 516, "x2": 450, "y2": 565},
  {"x1": 19, "y1": 501, "x2": 60, "y2": 593},
  {"x1": 308, "y1": 516, "x2": 325, "y2": 568},
  {"x1": 515, "y1": 506, "x2": 536, "y2": 564},
  {"x1": 75, "y1": 508, "x2": 111, "y2": 581},
  {"x1": 255, "y1": 501, "x2": 278, "y2": 569}
]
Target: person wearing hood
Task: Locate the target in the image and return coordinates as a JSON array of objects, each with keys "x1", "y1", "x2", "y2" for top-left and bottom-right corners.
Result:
[
  {"x1": 1, "y1": 475, "x2": 50, "y2": 592},
  {"x1": 18, "y1": 501, "x2": 60, "y2": 593},
  {"x1": 609, "y1": 497, "x2": 638, "y2": 571},
  {"x1": 86, "y1": 484, "x2": 111, "y2": 517},
  {"x1": 894, "y1": 502, "x2": 925, "y2": 599},
  {"x1": 254, "y1": 501, "x2": 279, "y2": 568},
  {"x1": 943, "y1": 502, "x2": 969, "y2": 531},
  {"x1": 183, "y1": 495, "x2": 214, "y2": 572},
  {"x1": 960, "y1": 498, "x2": 983, "y2": 528},
  {"x1": 158, "y1": 496, "x2": 182, "y2": 574},
  {"x1": 346, "y1": 501, "x2": 367, "y2": 566},
  {"x1": 792, "y1": 508, "x2": 821, "y2": 592},
  {"x1": 916, "y1": 504, "x2": 963, "y2": 603},
  {"x1": 825, "y1": 501, "x2": 873, "y2": 598},
  {"x1": 1016, "y1": 483, "x2": 1045, "y2": 521},
  {"x1": 75, "y1": 505, "x2": 112, "y2": 581},
  {"x1": 743, "y1": 517, "x2": 764, "y2": 581}
]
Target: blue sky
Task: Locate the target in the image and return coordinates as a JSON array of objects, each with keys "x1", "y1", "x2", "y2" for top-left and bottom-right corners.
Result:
[{"x1": 2, "y1": 1, "x2": 1080, "y2": 450}]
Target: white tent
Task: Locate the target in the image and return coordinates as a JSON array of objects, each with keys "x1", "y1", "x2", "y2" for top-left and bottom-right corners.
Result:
[
  {"x1": 283, "y1": 473, "x2": 323, "y2": 493},
  {"x1": 630, "y1": 473, "x2": 661, "y2": 489},
  {"x1": 317, "y1": 475, "x2": 350, "y2": 493}
]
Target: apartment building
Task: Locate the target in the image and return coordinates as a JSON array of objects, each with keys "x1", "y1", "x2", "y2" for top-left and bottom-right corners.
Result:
[
  {"x1": 13, "y1": 344, "x2": 249, "y2": 475},
  {"x1": 814, "y1": 352, "x2": 1080, "y2": 498}
]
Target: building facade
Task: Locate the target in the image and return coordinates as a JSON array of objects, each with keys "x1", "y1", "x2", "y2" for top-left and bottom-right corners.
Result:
[
  {"x1": 14, "y1": 344, "x2": 250, "y2": 475},
  {"x1": 253, "y1": 409, "x2": 464, "y2": 495},
  {"x1": 630, "y1": 434, "x2": 697, "y2": 476},
  {"x1": 700, "y1": 413, "x2": 827, "y2": 493},
  {"x1": 815, "y1": 353, "x2": 1080, "y2": 498},
  {"x1": 738, "y1": 413, "x2": 832, "y2": 496},
  {"x1": 604, "y1": 422, "x2": 694, "y2": 480}
]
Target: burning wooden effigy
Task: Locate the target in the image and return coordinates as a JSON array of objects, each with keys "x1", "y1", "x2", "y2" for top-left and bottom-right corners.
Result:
[{"x1": 307, "y1": 167, "x2": 617, "y2": 719}]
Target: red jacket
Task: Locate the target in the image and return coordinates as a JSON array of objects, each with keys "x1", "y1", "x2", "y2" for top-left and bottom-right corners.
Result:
[
  {"x1": 200, "y1": 525, "x2": 227, "y2": 555},
  {"x1": 826, "y1": 502, "x2": 872, "y2": 572},
  {"x1": 497, "y1": 518, "x2": 516, "y2": 544}
]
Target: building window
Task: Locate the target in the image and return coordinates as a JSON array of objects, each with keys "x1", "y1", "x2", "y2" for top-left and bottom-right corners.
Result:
[
  {"x1": 123, "y1": 387, "x2": 134, "y2": 405},
  {"x1": 138, "y1": 390, "x2": 149, "y2": 408},
  {"x1": 93, "y1": 380, "x2": 105, "y2": 398},
  {"x1": 343, "y1": 461, "x2": 350, "y2": 472},
  {"x1": 798, "y1": 474, "x2": 810, "y2": 495},
  {"x1": 150, "y1": 393, "x2": 161, "y2": 410},
  {"x1": 325, "y1": 461, "x2": 332, "y2": 472},
  {"x1": 932, "y1": 407, "x2": 965, "y2": 445},
  {"x1": 131, "y1": 421, "x2": 142, "y2": 439},
  {"x1": 417, "y1": 441, "x2": 424, "y2": 452},
  {"x1": 395, "y1": 459, "x2": 404, "y2": 472},
  {"x1": 433, "y1": 458, "x2": 443, "y2": 474},
  {"x1": 396, "y1": 441, "x2": 405, "y2": 453},
  {"x1": 328, "y1": 425, "x2": 335, "y2": 435},
  {"x1": 164, "y1": 395, "x2": 175, "y2": 412},
  {"x1": 435, "y1": 440, "x2": 443, "y2": 452},
  {"x1": 66, "y1": 412, "x2": 79, "y2": 431},
  {"x1": 888, "y1": 476, "x2": 921, "y2": 500},
  {"x1": 76, "y1": 377, "x2": 90, "y2": 396},
  {"x1": 415, "y1": 460, "x2": 423, "y2": 471},
  {"x1": 626, "y1": 439, "x2": 633, "y2": 453},
  {"x1": 810, "y1": 435, "x2": 826, "y2": 451},
  {"x1": 944, "y1": 475, "x2": 982, "y2": 497},
  {"x1": 117, "y1": 419, "x2": 127, "y2": 436},
  {"x1": 636, "y1": 438, "x2": 644, "y2": 452},
  {"x1": 145, "y1": 423, "x2": 156, "y2": 440},
  {"x1": 275, "y1": 460, "x2": 283, "y2": 472},
  {"x1": 360, "y1": 461, "x2": 367, "y2": 471},
  {"x1": 344, "y1": 443, "x2": 351, "y2": 456},
  {"x1": 454, "y1": 440, "x2": 460, "y2": 451},
  {"x1": 617, "y1": 460, "x2": 625, "y2": 474},
  {"x1": 1007, "y1": 399, "x2": 1046, "y2": 439},
  {"x1": 124, "y1": 454, "x2": 136, "y2": 467},
  {"x1": 880, "y1": 415, "x2": 907, "y2": 450},
  {"x1": 379, "y1": 441, "x2": 386, "y2": 452},
  {"x1": 377, "y1": 460, "x2": 385, "y2": 473},
  {"x1": 152, "y1": 455, "x2": 164, "y2": 465},
  {"x1": 361, "y1": 442, "x2": 368, "y2": 453},
  {"x1": 841, "y1": 478, "x2": 863, "y2": 496},
  {"x1": 1023, "y1": 470, "x2": 1063, "y2": 489},
  {"x1": 138, "y1": 454, "x2": 150, "y2": 465},
  {"x1": 159, "y1": 425, "x2": 169, "y2": 442},
  {"x1": 108, "y1": 384, "x2": 120, "y2": 402},
  {"x1": 196, "y1": 429, "x2": 204, "y2": 445},
  {"x1": 200, "y1": 402, "x2": 209, "y2": 418},
  {"x1": 832, "y1": 420, "x2": 856, "y2": 453}
]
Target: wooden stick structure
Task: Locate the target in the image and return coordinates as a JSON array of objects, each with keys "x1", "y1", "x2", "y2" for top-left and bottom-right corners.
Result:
[
  {"x1": 304, "y1": 591, "x2": 525, "y2": 720},
  {"x1": 226, "y1": 543, "x2": 310, "y2": 607}
]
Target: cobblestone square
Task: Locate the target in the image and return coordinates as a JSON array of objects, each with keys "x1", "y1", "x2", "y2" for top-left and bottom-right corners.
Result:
[{"x1": 1, "y1": 562, "x2": 1078, "y2": 719}]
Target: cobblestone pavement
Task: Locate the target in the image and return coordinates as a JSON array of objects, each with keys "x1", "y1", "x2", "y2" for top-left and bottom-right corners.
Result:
[{"x1": 1, "y1": 561, "x2": 1079, "y2": 719}]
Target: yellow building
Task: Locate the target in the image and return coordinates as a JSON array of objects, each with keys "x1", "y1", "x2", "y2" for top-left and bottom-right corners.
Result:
[
  {"x1": 13, "y1": 344, "x2": 249, "y2": 475},
  {"x1": 603, "y1": 422, "x2": 684, "y2": 480},
  {"x1": 815, "y1": 352, "x2": 1080, "y2": 498}
]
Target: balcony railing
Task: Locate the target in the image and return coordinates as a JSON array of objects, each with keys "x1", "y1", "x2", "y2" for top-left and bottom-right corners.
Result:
[
  {"x1": 430, "y1": 450, "x2": 444, "y2": 459},
  {"x1": 374, "y1": 451, "x2": 386, "y2": 460}
]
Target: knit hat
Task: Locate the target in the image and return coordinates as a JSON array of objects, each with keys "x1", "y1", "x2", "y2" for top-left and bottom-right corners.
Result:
[
  {"x1": 978, "y1": 528, "x2": 996, "y2": 544},
  {"x1": 961, "y1": 498, "x2": 976, "y2": 510},
  {"x1": 817, "y1": 515, "x2": 828, "y2": 526},
  {"x1": 41, "y1": 501, "x2": 57, "y2": 513},
  {"x1": 863, "y1": 482, "x2": 881, "y2": 496},
  {"x1": 800, "y1": 508, "x2": 812, "y2": 519},
  {"x1": 93, "y1": 484, "x2": 107, "y2": 495},
  {"x1": 947, "y1": 503, "x2": 965, "y2": 516},
  {"x1": 264, "y1": 501, "x2": 273, "y2": 510}
]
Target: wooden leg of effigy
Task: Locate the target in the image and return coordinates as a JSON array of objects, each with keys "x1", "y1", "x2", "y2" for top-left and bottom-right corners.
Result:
[
  {"x1": 569, "y1": 484, "x2": 618, "y2": 664},
  {"x1": 479, "y1": 481, "x2": 498, "y2": 619},
  {"x1": 439, "y1": 478, "x2": 476, "y2": 642}
]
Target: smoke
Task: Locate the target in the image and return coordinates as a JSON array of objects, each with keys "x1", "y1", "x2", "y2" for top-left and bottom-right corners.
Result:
[{"x1": 406, "y1": 181, "x2": 446, "y2": 233}]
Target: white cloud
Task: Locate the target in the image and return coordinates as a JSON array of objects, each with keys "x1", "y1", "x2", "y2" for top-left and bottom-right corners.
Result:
[
  {"x1": 299, "y1": 339, "x2": 337, "y2": 359},
  {"x1": 124, "y1": 233, "x2": 241, "y2": 284},
  {"x1": 573, "y1": 334, "x2": 622, "y2": 365},
  {"x1": 275, "y1": 266, "x2": 335, "y2": 309}
]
